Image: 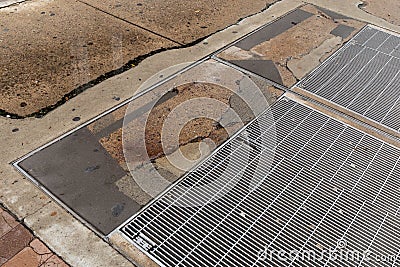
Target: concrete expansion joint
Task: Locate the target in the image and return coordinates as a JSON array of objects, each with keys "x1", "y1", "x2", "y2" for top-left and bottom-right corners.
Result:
[{"x1": 77, "y1": 0, "x2": 184, "y2": 46}]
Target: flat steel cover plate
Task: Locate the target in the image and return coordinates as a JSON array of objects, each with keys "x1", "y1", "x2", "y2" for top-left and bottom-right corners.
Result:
[
  {"x1": 119, "y1": 97, "x2": 400, "y2": 267},
  {"x1": 297, "y1": 25, "x2": 400, "y2": 133}
]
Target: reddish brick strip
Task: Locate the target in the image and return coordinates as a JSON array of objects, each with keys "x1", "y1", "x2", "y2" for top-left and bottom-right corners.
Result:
[{"x1": 0, "y1": 206, "x2": 68, "y2": 266}]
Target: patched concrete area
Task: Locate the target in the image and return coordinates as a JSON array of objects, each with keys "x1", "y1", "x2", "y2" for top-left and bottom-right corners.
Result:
[
  {"x1": 0, "y1": 0, "x2": 175, "y2": 117},
  {"x1": 16, "y1": 59, "x2": 283, "y2": 236},
  {"x1": 217, "y1": 4, "x2": 365, "y2": 87},
  {"x1": 295, "y1": 25, "x2": 400, "y2": 137},
  {"x1": 0, "y1": 0, "x2": 281, "y2": 118},
  {"x1": 80, "y1": 0, "x2": 278, "y2": 44}
]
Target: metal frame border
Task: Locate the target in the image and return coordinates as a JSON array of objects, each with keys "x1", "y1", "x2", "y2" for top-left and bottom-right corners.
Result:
[{"x1": 286, "y1": 94, "x2": 400, "y2": 149}]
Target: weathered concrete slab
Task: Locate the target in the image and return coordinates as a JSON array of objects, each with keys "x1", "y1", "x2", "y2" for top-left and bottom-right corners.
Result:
[
  {"x1": 306, "y1": 0, "x2": 400, "y2": 33},
  {"x1": 19, "y1": 127, "x2": 141, "y2": 235},
  {"x1": 0, "y1": 0, "x2": 24, "y2": 8},
  {"x1": 24, "y1": 202, "x2": 133, "y2": 267},
  {"x1": 80, "y1": 0, "x2": 277, "y2": 44},
  {"x1": 360, "y1": 0, "x2": 400, "y2": 26},
  {"x1": 0, "y1": 0, "x2": 175, "y2": 117},
  {"x1": 217, "y1": 4, "x2": 366, "y2": 87}
]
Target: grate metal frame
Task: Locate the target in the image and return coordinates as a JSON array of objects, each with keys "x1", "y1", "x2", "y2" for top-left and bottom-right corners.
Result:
[{"x1": 115, "y1": 95, "x2": 400, "y2": 267}]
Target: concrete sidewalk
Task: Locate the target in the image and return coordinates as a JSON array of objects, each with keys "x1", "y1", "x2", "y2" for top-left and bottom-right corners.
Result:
[
  {"x1": 0, "y1": 205, "x2": 67, "y2": 266},
  {"x1": 1, "y1": 0, "x2": 400, "y2": 266}
]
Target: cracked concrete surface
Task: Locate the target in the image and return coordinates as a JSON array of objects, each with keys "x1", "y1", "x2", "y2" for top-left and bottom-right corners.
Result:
[
  {"x1": 0, "y1": 205, "x2": 68, "y2": 266},
  {"x1": 217, "y1": 4, "x2": 365, "y2": 87},
  {"x1": 0, "y1": 0, "x2": 279, "y2": 118},
  {"x1": 2, "y1": 0, "x2": 400, "y2": 266},
  {"x1": 287, "y1": 36, "x2": 342, "y2": 79},
  {"x1": 0, "y1": 0, "x2": 25, "y2": 8},
  {"x1": 359, "y1": 0, "x2": 400, "y2": 26},
  {"x1": 87, "y1": 61, "x2": 283, "y2": 215},
  {"x1": 0, "y1": 0, "x2": 176, "y2": 117},
  {"x1": 80, "y1": 0, "x2": 278, "y2": 45},
  {"x1": 0, "y1": 1, "x2": 303, "y2": 265}
]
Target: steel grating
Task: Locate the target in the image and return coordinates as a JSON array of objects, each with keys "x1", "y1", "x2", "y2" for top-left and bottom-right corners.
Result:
[
  {"x1": 117, "y1": 97, "x2": 400, "y2": 266},
  {"x1": 297, "y1": 25, "x2": 400, "y2": 133}
]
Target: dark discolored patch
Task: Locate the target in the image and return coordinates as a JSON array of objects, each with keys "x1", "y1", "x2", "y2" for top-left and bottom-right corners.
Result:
[
  {"x1": 316, "y1": 6, "x2": 350, "y2": 20},
  {"x1": 235, "y1": 9, "x2": 313, "y2": 51},
  {"x1": 330, "y1": 24, "x2": 356, "y2": 39},
  {"x1": 111, "y1": 203, "x2": 125, "y2": 217},
  {"x1": 228, "y1": 60, "x2": 283, "y2": 85},
  {"x1": 18, "y1": 127, "x2": 141, "y2": 235}
]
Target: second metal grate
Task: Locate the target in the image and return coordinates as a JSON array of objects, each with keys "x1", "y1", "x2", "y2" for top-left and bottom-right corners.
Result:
[{"x1": 297, "y1": 25, "x2": 400, "y2": 133}]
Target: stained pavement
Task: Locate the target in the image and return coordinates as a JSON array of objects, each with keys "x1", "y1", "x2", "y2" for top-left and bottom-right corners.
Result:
[{"x1": 1, "y1": 0, "x2": 400, "y2": 267}]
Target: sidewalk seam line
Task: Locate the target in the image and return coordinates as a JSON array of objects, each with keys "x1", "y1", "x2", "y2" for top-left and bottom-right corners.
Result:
[{"x1": 77, "y1": 0, "x2": 184, "y2": 46}]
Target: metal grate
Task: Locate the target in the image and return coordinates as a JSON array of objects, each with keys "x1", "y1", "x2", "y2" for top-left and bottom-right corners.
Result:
[
  {"x1": 118, "y1": 98, "x2": 400, "y2": 267},
  {"x1": 297, "y1": 25, "x2": 400, "y2": 133}
]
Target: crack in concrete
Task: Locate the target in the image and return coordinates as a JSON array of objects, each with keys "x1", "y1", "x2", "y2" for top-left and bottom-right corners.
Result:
[
  {"x1": 0, "y1": 0, "x2": 26, "y2": 9},
  {"x1": 21, "y1": 200, "x2": 52, "y2": 220},
  {"x1": 0, "y1": 203, "x2": 19, "y2": 229},
  {"x1": 77, "y1": 0, "x2": 184, "y2": 46},
  {"x1": 237, "y1": 0, "x2": 284, "y2": 23},
  {"x1": 357, "y1": 1, "x2": 374, "y2": 16},
  {"x1": 284, "y1": 58, "x2": 300, "y2": 83},
  {"x1": 147, "y1": 120, "x2": 229, "y2": 162},
  {"x1": 356, "y1": 1, "x2": 397, "y2": 26},
  {"x1": 277, "y1": 6, "x2": 349, "y2": 83},
  {"x1": 1, "y1": 0, "x2": 285, "y2": 120}
]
